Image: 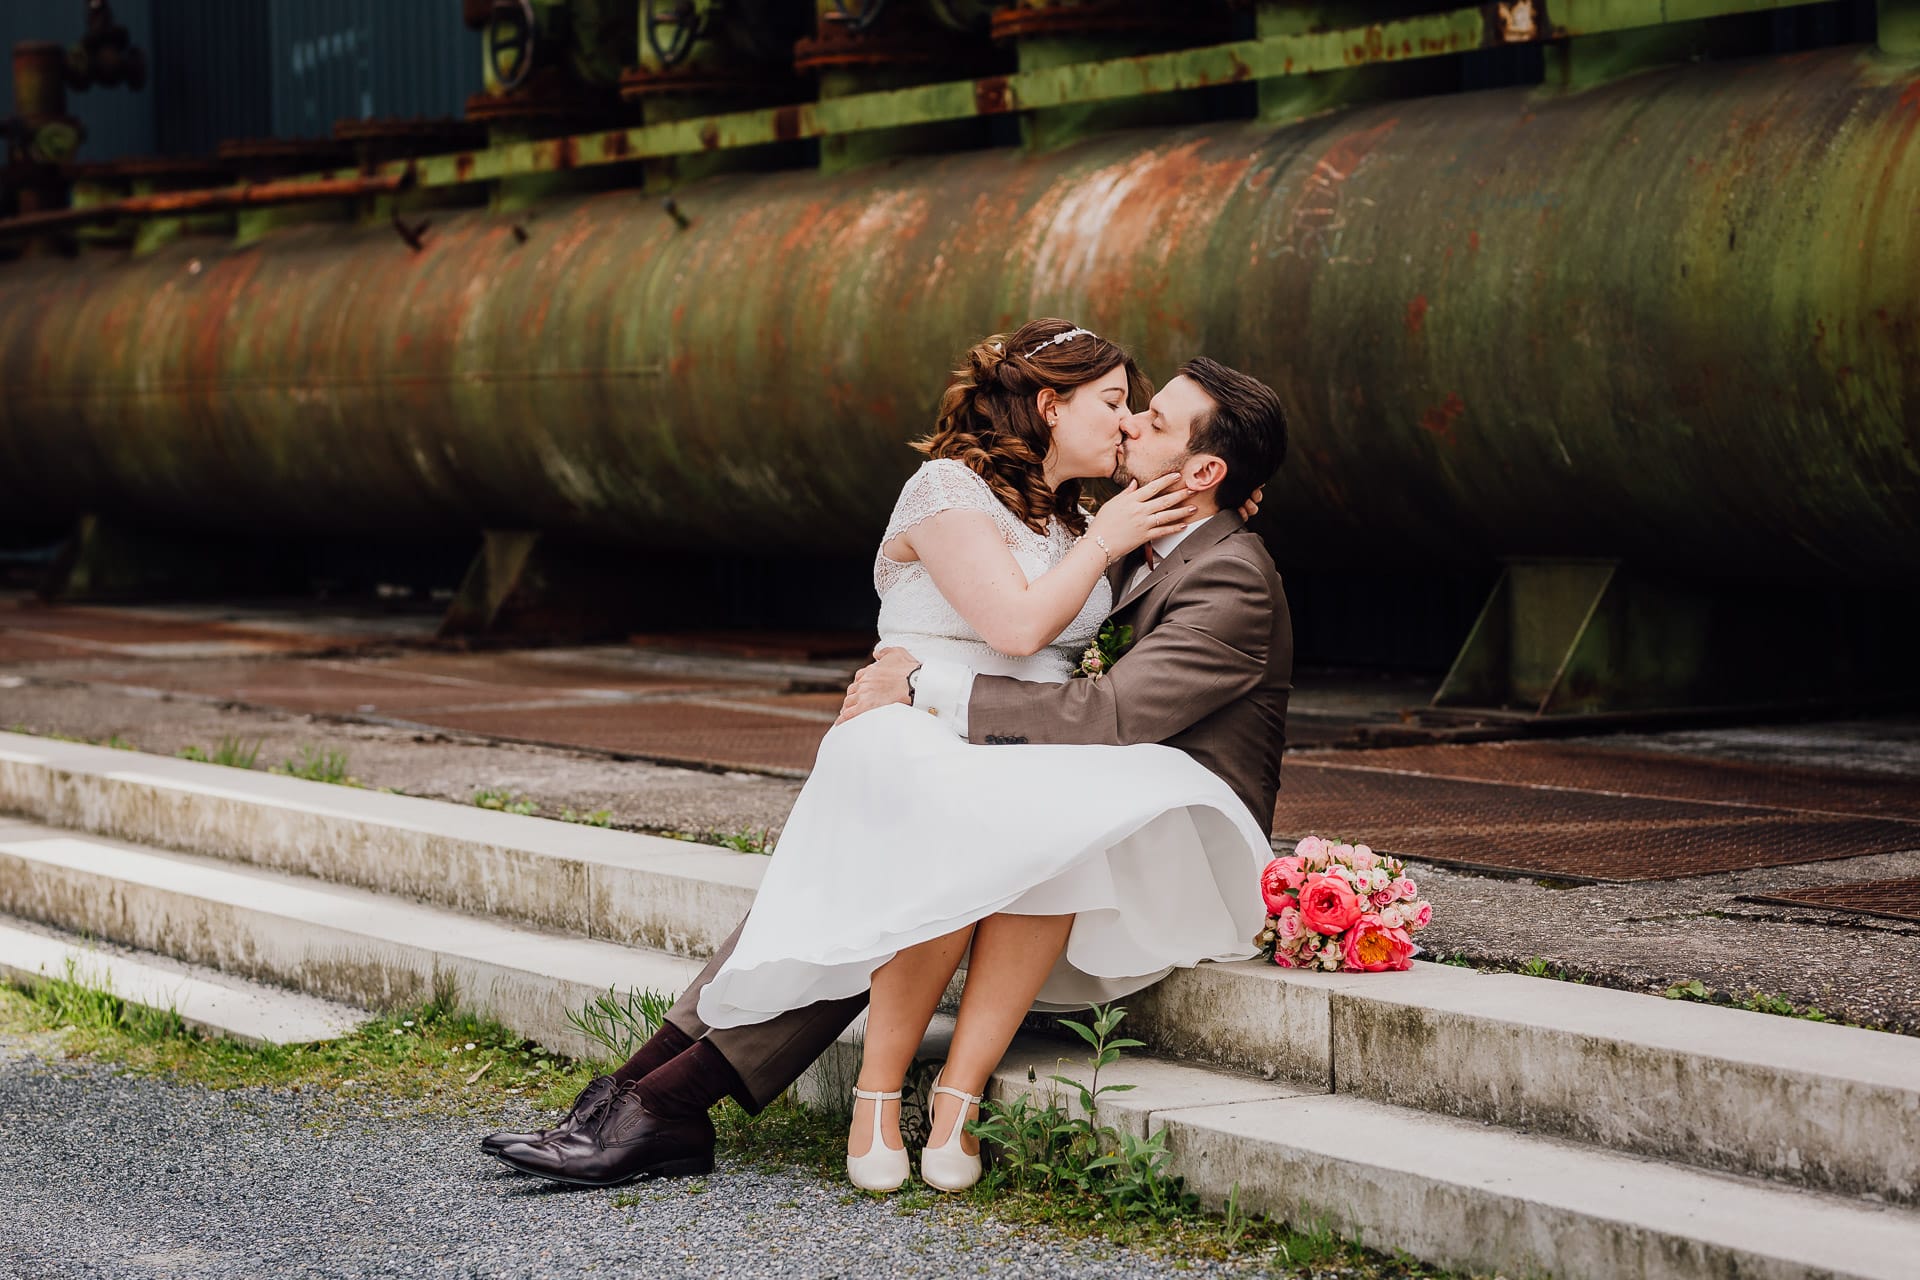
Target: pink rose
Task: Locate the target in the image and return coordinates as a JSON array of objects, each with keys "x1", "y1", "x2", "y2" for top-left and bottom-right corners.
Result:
[
  {"x1": 1276, "y1": 907, "x2": 1304, "y2": 942},
  {"x1": 1298, "y1": 874, "x2": 1363, "y2": 936},
  {"x1": 1350, "y1": 844, "x2": 1379, "y2": 870},
  {"x1": 1272, "y1": 951, "x2": 1296, "y2": 968},
  {"x1": 1409, "y1": 902, "x2": 1433, "y2": 929},
  {"x1": 1341, "y1": 916, "x2": 1416, "y2": 972},
  {"x1": 1378, "y1": 904, "x2": 1403, "y2": 929},
  {"x1": 1398, "y1": 878, "x2": 1419, "y2": 901},
  {"x1": 1371, "y1": 888, "x2": 1396, "y2": 911},
  {"x1": 1260, "y1": 858, "x2": 1303, "y2": 913},
  {"x1": 1293, "y1": 836, "x2": 1326, "y2": 860}
]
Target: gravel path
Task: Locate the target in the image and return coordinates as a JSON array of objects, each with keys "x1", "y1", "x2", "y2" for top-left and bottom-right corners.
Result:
[{"x1": 0, "y1": 1041, "x2": 1251, "y2": 1280}]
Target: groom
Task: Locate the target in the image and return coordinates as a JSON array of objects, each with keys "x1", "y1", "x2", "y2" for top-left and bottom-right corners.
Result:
[{"x1": 487, "y1": 355, "x2": 1292, "y2": 1186}]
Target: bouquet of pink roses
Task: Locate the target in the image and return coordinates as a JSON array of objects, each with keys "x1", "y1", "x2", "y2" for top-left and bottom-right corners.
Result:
[{"x1": 1255, "y1": 836, "x2": 1432, "y2": 972}]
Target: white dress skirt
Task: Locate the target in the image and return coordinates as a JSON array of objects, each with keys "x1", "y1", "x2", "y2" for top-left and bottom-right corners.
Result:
[
  {"x1": 694, "y1": 458, "x2": 1273, "y2": 1030},
  {"x1": 694, "y1": 703, "x2": 1272, "y2": 1028}
]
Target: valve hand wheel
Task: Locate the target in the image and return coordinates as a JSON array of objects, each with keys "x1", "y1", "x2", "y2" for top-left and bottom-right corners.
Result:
[
  {"x1": 486, "y1": 0, "x2": 538, "y2": 91},
  {"x1": 645, "y1": 0, "x2": 707, "y2": 68}
]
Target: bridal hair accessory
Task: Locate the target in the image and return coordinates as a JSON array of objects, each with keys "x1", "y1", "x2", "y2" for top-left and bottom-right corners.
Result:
[
  {"x1": 1255, "y1": 836, "x2": 1431, "y2": 972},
  {"x1": 1024, "y1": 327, "x2": 1096, "y2": 359}
]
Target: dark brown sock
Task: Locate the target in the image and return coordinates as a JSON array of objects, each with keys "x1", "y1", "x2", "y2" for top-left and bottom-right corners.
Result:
[
  {"x1": 610, "y1": 1020, "x2": 696, "y2": 1087},
  {"x1": 632, "y1": 1040, "x2": 746, "y2": 1119}
]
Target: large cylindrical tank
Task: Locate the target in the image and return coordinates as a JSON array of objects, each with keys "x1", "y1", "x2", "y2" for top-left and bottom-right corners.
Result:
[{"x1": 1, "y1": 45, "x2": 1914, "y2": 584}]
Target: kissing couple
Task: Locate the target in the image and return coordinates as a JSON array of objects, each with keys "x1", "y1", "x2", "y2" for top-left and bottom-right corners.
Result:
[{"x1": 486, "y1": 319, "x2": 1293, "y2": 1195}]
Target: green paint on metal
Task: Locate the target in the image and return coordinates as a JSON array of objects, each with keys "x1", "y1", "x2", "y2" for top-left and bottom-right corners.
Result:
[
  {"x1": 299, "y1": 0, "x2": 1823, "y2": 192},
  {"x1": 1883, "y1": 0, "x2": 1920, "y2": 54}
]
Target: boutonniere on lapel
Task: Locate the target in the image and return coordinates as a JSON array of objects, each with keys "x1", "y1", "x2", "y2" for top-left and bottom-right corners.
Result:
[{"x1": 1075, "y1": 620, "x2": 1133, "y2": 680}]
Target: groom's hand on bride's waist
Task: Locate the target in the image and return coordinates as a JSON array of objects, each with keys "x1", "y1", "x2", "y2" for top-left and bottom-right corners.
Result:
[{"x1": 835, "y1": 647, "x2": 920, "y2": 724}]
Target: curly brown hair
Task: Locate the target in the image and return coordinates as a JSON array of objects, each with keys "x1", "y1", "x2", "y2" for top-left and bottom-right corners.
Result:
[{"x1": 913, "y1": 318, "x2": 1152, "y2": 537}]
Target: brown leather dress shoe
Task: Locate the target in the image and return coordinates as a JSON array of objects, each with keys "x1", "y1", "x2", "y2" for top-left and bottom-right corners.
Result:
[
  {"x1": 480, "y1": 1074, "x2": 618, "y2": 1160},
  {"x1": 494, "y1": 1082, "x2": 715, "y2": 1187}
]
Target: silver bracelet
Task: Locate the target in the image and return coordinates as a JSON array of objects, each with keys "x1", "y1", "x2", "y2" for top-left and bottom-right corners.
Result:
[{"x1": 1091, "y1": 534, "x2": 1113, "y2": 567}]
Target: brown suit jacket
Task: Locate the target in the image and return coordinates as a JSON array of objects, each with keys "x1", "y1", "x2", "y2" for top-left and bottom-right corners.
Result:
[{"x1": 966, "y1": 510, "x2": 1293, "y2": 827}]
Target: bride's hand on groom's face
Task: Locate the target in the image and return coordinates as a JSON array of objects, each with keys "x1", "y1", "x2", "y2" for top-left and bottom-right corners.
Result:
[
  {"x1": 836, "y1": 647, "x2": 919, "y2": 725},
  {"x1": 1238, "y1": 486, "x2": 1264, "y2": 521}
]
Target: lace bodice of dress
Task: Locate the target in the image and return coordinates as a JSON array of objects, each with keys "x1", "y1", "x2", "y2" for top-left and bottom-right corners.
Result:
[{"x1": 873, "y1": 459, "x2": 1111, "y2": 682}]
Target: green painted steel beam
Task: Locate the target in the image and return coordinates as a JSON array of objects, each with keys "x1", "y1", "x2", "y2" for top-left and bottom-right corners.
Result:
[{"x1": 287, "y1": 0, "x2": 1823, "y2": 193}]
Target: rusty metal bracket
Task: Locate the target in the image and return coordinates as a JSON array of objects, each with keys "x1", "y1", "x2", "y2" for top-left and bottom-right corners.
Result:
[{"x1": 390, "y1": 209, "x2": 431, "y2": 251}]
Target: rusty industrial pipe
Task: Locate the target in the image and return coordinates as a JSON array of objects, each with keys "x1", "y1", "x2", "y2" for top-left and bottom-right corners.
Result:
[{"x1": 0, "y1": 46, "x2": 1914, "y2": 586}]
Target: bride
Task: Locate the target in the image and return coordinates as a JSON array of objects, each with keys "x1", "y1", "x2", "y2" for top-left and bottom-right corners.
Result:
[{"x1": 694, "y1": 318, "x2": 1274, "y2": 1193}]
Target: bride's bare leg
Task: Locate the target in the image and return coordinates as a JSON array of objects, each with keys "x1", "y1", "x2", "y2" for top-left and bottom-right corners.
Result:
[
  {"x1": 849, "y1": 924, "x2": 975, "y2": 1157},
  {"x1": 933, "y1": 912, "x2": 1075, "y2": 1152}
]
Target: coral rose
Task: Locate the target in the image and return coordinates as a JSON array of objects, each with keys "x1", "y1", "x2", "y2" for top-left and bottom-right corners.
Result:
[
  {"x1": 1408, "y1": 902, "x2": 1434, "y2": 929},
  {"x1": 1341, "y1": 916, "x2": 1416, "y2": 972},
  {"x1": 1260, "y1": 858, "x2": 1304, "y2": 913},
  {"x1": 1298, "y1": 874, "x2": 1363, "y2": 935}
]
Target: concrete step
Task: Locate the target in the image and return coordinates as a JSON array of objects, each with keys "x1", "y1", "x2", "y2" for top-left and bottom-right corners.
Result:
[
  {"x1": 0, "y1": 917, "x2": 366, "y2": 1045},
  {"x1": 4, "y1": 733, "x2": 1919, "y2": 1207},
  {"x1": 0, "y1": 817, "x2": 704, "y2": 1061},
  {"x1": 806, "y1": 1029, "x2": 1920, "y2": 1280}
]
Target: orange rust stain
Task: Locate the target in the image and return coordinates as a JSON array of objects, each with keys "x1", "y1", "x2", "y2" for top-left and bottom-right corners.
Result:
[
  {"x1": 454, "y1": 153, "x2": 475, "y2": 181},
  {"x1": 1405, "y1": 295, "x2": 1429, "y2": 335},
  {"x1": 1468, "y1": 229, "x2": 1481, "y2": 253},
  {"x1": 1419, "y1": 393, "x2": 1466, "y2": 442},
  {"x1": 772, "y1": 105, "x2": 803, "y2": 142},
  {"x1": 557, "y1": 137, "x2": 578, "y2": 168},
  {"x1": 699, "y1": 123, "x2": 720, "y2": 151},
  {"x1": 1227, "y1": 54, "x2": 1252, "y2": 82},
  {"x1": 1901, "y1": 81, "x2": 1920, "y2": 114},
  {"x1": 974, "y1": 76, "x2": 1011, "y2": 115},
  {"x1": 603, "y1": 133, "x2": 631, "y2": 159}
]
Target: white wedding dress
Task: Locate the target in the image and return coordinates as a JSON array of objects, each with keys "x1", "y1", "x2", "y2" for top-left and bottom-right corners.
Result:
[{"x1": 695, "y1": 459, "x2": 1272, "y2": 1029}]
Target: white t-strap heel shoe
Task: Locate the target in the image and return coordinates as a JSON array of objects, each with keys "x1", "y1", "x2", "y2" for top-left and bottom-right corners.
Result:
[
  {"x1": 920, "y1": 1069, "x2": 984, "y2": 1193},
  {"x1": 847, "y1": 1085, "x2": 910, "y2": 1192}
]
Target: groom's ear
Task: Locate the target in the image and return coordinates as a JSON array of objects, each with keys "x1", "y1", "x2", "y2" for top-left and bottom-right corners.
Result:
[{"x1": 1185, "y1": 454, "x2": 1228, "y2": 496}]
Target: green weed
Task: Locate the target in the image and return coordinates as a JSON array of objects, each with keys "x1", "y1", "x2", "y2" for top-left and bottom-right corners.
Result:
[
  {"x1": 566, "y1": 986, "x2": 675, "y2": 1064},
  {"x1": 472, "y1": 789, "x2": 537, "y2": 816},
  {"x1": 176, "y1": 736, "x2": 263, "y2": 769},
  {"x1": 269, "y1": 747, "x2": 355, "y2": 786},
  {"x1": 559, "y1": 807, "x2": 613, "y2": 827}
]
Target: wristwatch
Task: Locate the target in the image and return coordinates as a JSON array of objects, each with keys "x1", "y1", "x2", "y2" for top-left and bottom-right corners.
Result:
[{"x1": 905, "y1": 664, "x2": 922, "y2": 706}]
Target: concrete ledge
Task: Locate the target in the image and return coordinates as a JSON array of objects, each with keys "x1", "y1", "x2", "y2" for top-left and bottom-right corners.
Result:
[
  {"x1": 1328, "y1": 970, "x2": 1920, "y2": 1208},
  {"x1": 0, "y1": 732, "x2": 760, "y2": 958},
  {"x1": 1155, "y1": 1095, "x2": 1919, "y2": 1280},
  {"x1": 0, "y1": 918, "x2": 367, "y2": 1046},
  {"x1": 0, "y1": 824, "x2": 704, "y2": 1060}
]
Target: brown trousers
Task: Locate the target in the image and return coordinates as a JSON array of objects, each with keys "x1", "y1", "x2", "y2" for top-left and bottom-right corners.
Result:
[{"x1": 663, "y1": 915, "x2": 869, "y2": 1114}]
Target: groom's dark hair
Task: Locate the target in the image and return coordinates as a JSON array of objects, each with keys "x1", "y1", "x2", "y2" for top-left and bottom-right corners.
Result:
[{"x1": 1179, "y1": 357, "x2": 1287, "y2": 509}]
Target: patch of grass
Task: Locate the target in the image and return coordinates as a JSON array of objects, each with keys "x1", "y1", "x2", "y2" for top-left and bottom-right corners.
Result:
[
  {"x1": 102, "y1": 734, "x2": 136, "y2": 750},
  {"x1": 269, "y1": 746, "x2": 356, "y2": 786},
  {"x1": 0, "y1": 976, "x2": 597, "y2": 1120},
  {"x1": 473, "y1": 789, "x2": 537, "y2": 816},
  {"x1": 1664, "y1": 979, "x2": 1833, "y2": 1023},
  {"x1": 559, "y1": 807, "x2": 613, "y2": 827},
  {"x1": 176, "y1": 736, "x2": 263, "y2": 769}
]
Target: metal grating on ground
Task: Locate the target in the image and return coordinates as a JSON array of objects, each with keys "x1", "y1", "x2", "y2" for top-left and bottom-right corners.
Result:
[
  {"x1": 1274, "y1": 757, "x2": 1920, "y2": 882},
  {"x1": 1323, "y1": 741, "x2": 1920, "y2": 821},
  {"x1": 412, "y1": 701, "x2": 831, "y2": 775},
  {"x1": 1740, "y1": 878, "x2": 1920, "y2": 925}
]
